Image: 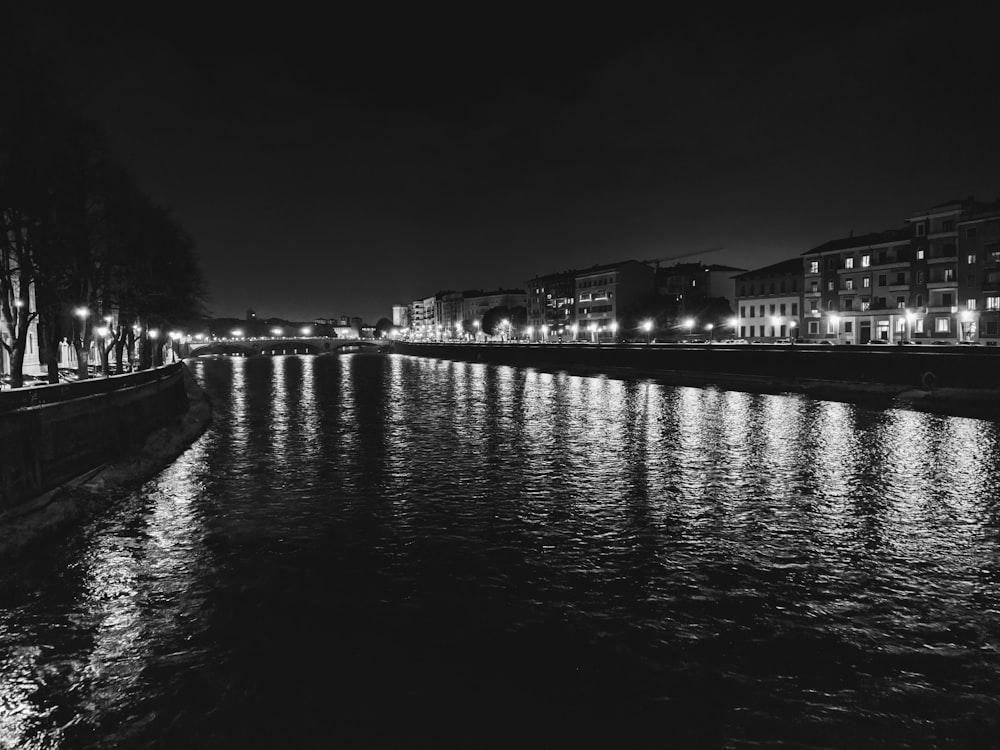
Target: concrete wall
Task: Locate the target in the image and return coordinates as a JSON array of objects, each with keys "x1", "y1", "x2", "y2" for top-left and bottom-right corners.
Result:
[{"x1": 0, "y1": 364, "x2": 189, "y2": 512}]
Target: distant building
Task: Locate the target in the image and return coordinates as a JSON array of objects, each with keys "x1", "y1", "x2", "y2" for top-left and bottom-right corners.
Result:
[
  {"x1": 462, "y1": 290, "x2": 527, "y2": 335},
  {"x1": 391, "y1": 304, "x2": 409, "y2": 329},
  {"x1": 733, "y1": 259, "x2": 804, "y2": 341},
  {"x1": 574, "y1": 260, "x2": 655, "y2": 341},
  {"x1": 526, "y1": 269, "x2": 577, "y2": 336},
  {"x1": 435, "y1": 291, "x2": 464, "y2": 336},
  {"x1": 655, "y1": 262, "x2": 746, "y2": 323}
]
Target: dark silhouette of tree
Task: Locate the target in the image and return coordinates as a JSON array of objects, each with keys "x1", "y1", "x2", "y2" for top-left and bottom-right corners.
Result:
[{"x1": 374, "y1": 317, "x2": 393, "y2": 338}]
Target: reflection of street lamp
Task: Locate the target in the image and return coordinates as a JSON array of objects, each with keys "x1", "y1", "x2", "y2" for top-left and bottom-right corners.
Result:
[
  {"x1": 642, "y1": 319, "x2": 653, "y2": 344},
  {"x1": 829, "y1": 314, "x2": 840, "y2": 344}
]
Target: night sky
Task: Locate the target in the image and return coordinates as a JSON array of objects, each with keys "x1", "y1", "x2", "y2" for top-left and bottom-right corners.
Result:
[{"x1": 21, "y1": 5, "x2": 1000, "y2": 323}]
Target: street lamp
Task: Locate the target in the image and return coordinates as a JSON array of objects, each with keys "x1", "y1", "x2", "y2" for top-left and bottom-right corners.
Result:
[
  {"x1": 770, "y1": 316, "x2": 782, "y2": 341},
  {"x1": 829, "y1": 314, "x2": 840, "y2": 344},
  {"x1": 788, "y1": 320, "x2": 797, "y2": 344},
  {"x1": 905, "y1": 309, "x2": 916, "y2": 342},
  {"x1": 526, "y1": 325, "x2": 534, "y2": 341},
  {"x1": 642, "y1": 319, "x2": 653, "y2": 344},
  {"x1": 727, "y1": 316, "x2": 739, "y2": 341},
  {"x1": 300, "y1": 326, "x2": 312, "y2": 336},
  {"x1": 683, "y1": 318, "x2": 695, "y2": 340},
  {"x1": 609, "y1": 321, "x2": 618, "y2": 342},
  {"x1": 705, "y1": 323, "x2": 714, "y2": 342}
]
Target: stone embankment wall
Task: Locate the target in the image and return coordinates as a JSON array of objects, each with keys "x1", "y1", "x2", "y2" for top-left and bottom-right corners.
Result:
[
  {"x1": 391, "y1": 342, "x2": 1000, "y2": 390},
  {"x1": 0, "y1": 363, "x2": 189, "y2": 512}
]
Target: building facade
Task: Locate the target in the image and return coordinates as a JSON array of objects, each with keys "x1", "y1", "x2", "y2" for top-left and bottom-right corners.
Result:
[
  {"x1": 525, "y1": 269, "x2": 577, "y2": 337},
  {"x1": 574, "y1": 260, "x2": 655, "y2": 341},
  {"x1": 733, "y1": 259, "x2": 804, "y2": 341}
]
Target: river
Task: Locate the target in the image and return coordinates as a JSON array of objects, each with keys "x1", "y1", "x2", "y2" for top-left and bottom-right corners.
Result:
[{"x1": 2, "y1": 353, "x2": 999, "y2": 748}]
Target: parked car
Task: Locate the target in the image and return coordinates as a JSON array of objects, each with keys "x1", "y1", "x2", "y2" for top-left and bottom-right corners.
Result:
[{"x1": 866, "y1": 339, "x2": 890, "y2": 345}]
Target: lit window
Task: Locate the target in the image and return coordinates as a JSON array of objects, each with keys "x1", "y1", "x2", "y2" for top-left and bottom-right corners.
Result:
[
  {"x1": 935, "y1": 317, "x2": 950, "y2": 333},
  {"x1": 844, "y1": 257, "x2": 855, "y2": 269},
  {"x1": 917, "y1": 248, "x2": 925, "y2": 259},
  {"x1": 986, "y1": 296, "x2": 1000, "y2": 311},
  {"x1": 809, "y1": 261, "x2": 819, "y2": 273},
  {"x1": 916, "y1": 223, "x2": 926, "y2": 236},
  {"x1": 845, "y1": 279, "x2": 854, "y2": 290},
  {"x1": 967, "y1": 299, "x2": 977, "y2": 310},
  {"x1": 914, "y1": 319, "x2": 924, "y2": 333},
  {"x1": 863, "y1": 277, "x2": 870, "y2": 288},
  {"x1": 967, "y1": 254, "x2": 977, "y2": 264},
  {"x1": 861, "y1": 255, "x2": 871, "y2": 267}
]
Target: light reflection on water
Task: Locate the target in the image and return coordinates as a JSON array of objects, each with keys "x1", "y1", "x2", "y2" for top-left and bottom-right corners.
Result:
[{"x1": 1, "y1": 353, "x2": 1000, "y2": 747}]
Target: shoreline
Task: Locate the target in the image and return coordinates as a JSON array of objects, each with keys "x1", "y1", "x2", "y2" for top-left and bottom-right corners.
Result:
[{"x1": 0, "y1": 363, "x2": 213, "y2": 558}]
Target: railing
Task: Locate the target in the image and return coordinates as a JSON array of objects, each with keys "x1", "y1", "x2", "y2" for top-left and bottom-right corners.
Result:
[{"x1": 0, "y1": 363, "x2": 183, "y2": 414}]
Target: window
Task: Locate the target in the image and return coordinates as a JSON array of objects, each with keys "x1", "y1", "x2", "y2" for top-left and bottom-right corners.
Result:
[
  {"x1": 967, "y1": 299, "x2": 977, "y2": 310},
  {"x1": 917, "y1": 271, "x2": 924, "y2": 284},
  {"x1": 917, "y1": 248, "x2": 925, "y2": 259},
  {"x1": 878, "y1": 251, "x2": 888, "y2": 264},
  {"x1": 759, "y1": 305, "x2": 765, "y2": 317},
  {"x1": 740, "y1": 326, "x2": 746, "y2": 337},
  {"x1": 896, "y1": 272, "x2": 906, "y2": 285},
  {"x1": 968, "y1": 254, "x2": 977, "y2": 264},
  {"x1": 987, "y1": 296, "x2": 1000, "y2": 311},
  {"x1": 916, "y1": 294, "x2": 923, "y2": 308},
  {"x1": 691, "y1": 279, "x2": 696, "y2": 287},
  {"x1": 809, "y1": 261, "x2": 819, "y2": 273},
  {"x1": 895, "y1": 318, "x2": 906, "y2": 333},
  {"x1": 779, "y1": 303, "x2": 786, "y2": 315},
  {"x1": 826, "y1": 320, "x2": 838, "y2": 334},
  {"x1": 845, "y1": 279, "x2": 854, "y2": 290},
  {"x1": 944, "y1": 268, "x2": 955, "y2": 282},
  {"x1": 844, "y1": 257, "x2": 855, "y2": 269},
  {"x1": 914, "y1": 319, "x2": 924, "y2": 333},
  {"x1": 843, "y1": 298, "x2": 852, "y2": 310},
  {"x1": 769, "y1": 304, "x2": 776, "y2": 315},
  {"x1": 810, "y1": 300, "x2": 819, "y2": 312},
  {"x1": 750, "y1": 284, "x2": 756, "y2": 294},
  {"x1": 811, "y1": 281, "x2": 818, "y2": 292},
  {"x1": 740, "y1": 306, "x2": 746, "y2": 318},
  {"x1": 878, "y1": 274, "x2": 887, "y2": 286},
  {"x1": 942, "y1": 293, "x2": 954, "y2": 307},
  {"x1": 749, "y1": 326, "x2": 755, "y2": 337},
  {"x1": 861, "y1": 255, "x2": 871, "y2": 267},
  {"x1": 844, "y1": 322, "x2": 853, "y2": 333},
  {"x1": 827, "y1": 280, "x2": 835, "y2": 291},
  {"x1": 942, "y1": 220, "x2": 955, "y2": 232},
  {"x1": 916, "y1": 223, "x2": 926, "y2": 236},
  {"x1": 861, "y1": 300, "x2": 871, "y2": 311},
  {"x1": 935, "y1": 317, "x2": 950, "y2": 333},
  {"x1": 808, "y1": 321, "x2": 819, "y2": 334},
  {"x1": 780, "y1": 281, "x2": 786, "y2": 293},
  {"x1": 897, "y1": 297, "x2": 905, "y2": 308},
  {"x1": 791, "y1": 303, "x2": 798, "y2": 315},
  {"x1": 863, "y1": 277, "x2": 871, "y2": 288}
]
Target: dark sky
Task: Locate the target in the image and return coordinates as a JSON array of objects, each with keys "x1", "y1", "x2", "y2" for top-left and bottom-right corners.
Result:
[{"x1": 22, "y1": 5, "x2": 1000, "y2": 323}]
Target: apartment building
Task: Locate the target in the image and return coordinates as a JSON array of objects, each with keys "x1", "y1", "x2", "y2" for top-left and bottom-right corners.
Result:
[
  {"x1": 656, "y1": 262, "x2": 746, "y2": 321},
  {"x1": 733, "y1": 259, "x2": 804, "y2": 340},
  {"x1": 956, "y1": 204, "x2": 1000, "y2": 344},
  {"x1": 525, "y1": 269, "x2": 577, "y2": 336},
  {"x1": 574, "y1": 260, "x2": 655, "y2": 341},
  {"x1": 462, "y1": 290, "x2": 527, "y2": 329}
]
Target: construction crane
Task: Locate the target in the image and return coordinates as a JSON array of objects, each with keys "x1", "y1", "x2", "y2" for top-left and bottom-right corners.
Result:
[{"x1": 640, "y1": 246, "x2": 725, "y2": 269}]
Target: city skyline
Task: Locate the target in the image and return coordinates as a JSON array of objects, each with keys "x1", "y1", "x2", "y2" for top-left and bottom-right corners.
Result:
[{"x1": 19, "y1": 5, "x2": 1000, "y2": 323}]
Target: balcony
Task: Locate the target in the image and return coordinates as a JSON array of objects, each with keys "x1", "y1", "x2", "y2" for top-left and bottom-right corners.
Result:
[{"x1": 926, "y1": 280, "x2": 957, "y2": 290}]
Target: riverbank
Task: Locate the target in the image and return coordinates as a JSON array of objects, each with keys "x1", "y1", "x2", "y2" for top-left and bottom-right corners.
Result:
[
  {"x1": 392, "y1": 341, "x2": 1000, "y2": 421},
  {"x1": 0, "y1": 363, "x2": 213, "y2": 558}
]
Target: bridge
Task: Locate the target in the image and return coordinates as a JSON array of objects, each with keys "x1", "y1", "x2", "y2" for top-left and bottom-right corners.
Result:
[{"x1": 188, "y1": 336, "x2": 388, "y2": 357}]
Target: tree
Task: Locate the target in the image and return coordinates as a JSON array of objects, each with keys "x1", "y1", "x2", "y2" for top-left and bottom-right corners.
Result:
[{"x1": 374, "y1": 317, "x2": 393, "y2": 338}]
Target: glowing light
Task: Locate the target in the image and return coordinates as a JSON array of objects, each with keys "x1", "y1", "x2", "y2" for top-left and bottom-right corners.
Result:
[
  {"x1": 642, "y1": 320, "x2": 653, "y2": 332},
  {"x1": 149, "y1": 329, "x2": 159, "y2": 339},
  {"x1": 300, "y1": 326, "x2": 312, "y2": 336},
  {"x1": 96, "y1": 326, "x2": 109, "y2": 337},
  {"x1": 75, "y1": 307, "x2": 89, "y2": 319},
  {"x1": 231, "y1": 329, "x2": 243, "y2": 337},
  {"x1": 271, "y1": 327, "x2": 284, "y2": 336}
]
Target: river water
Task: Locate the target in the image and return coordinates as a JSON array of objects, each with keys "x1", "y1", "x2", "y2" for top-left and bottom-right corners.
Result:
[{"x1": 2, "y1": 353, "x2": 1000, "y2": 748}]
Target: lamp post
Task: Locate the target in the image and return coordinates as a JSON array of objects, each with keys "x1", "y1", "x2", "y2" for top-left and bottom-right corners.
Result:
[
  {"x1": 473, "y1": 319, "x2": 481, "y2": 342},
  {"x1": 705, "y1": 323, "x2": 714, "y2": 343},
  {"x1": 642, "y1": 319, "x2": 653, "y2": 344},
  {"x1": 683, "y1": 318, "x2": 695, "y2": 340},
  {"x1": 905, "y1": 309, "x2": 916, "y2": 343},
  {"x1": 728, "y1": 316, "x2": 739, "y2": 341},
  {"x1": 789, "y1": 320, "x2": 797, "y2": 344},
  {"x1": 770, "y1": 316, "x2": 782, "y2": 342}
]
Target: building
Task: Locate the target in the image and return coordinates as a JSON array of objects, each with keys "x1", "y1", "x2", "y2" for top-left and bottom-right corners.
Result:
[
  {"x1": 656, "y1": 262, "x2": 746, "y2": 323},
  {"x1": 733, "y1": 259, "x2": 804, "y2": 341},
  {"x1": 574, "y1": 260, "x2": 655, "y2": 341},
  {"x1": 408, "y1": 295, "x2": 438, "y2": 339},
  {"x1": 434, "y1": 292, "x2": 464, "y2": 337},
  {"x1": 956, "y1": 203, "x2": 1000, "y2": 344},
  {"x1": 801, "y1": 229, "x2": 913, "y2": 344},
  {"x1": 462, "y1": 290, "x2": 527, "y2": 336},
  {"x1": 525, "y1": 269, "x2": 577, "y2": 337},
  {"x1": 391, "y1": 304, "x2": 410, "y2": 329}
]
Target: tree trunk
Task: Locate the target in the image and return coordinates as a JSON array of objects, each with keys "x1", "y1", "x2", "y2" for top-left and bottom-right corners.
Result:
[{"x1": 36, "y1": 308, "x2": 61, "y2": 384}]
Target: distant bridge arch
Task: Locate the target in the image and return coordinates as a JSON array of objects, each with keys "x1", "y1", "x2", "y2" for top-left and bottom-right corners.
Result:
[{"x1": 188, "y1": 336, "x2": 388, "y2": 358}]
